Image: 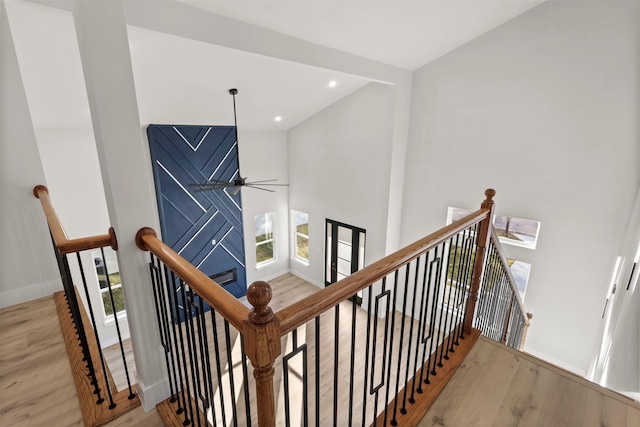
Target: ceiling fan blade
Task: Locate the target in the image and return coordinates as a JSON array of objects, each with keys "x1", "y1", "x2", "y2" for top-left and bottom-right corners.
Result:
[
  {"x1": 204, "y1": 178, "x2": 234, "y2": 184},
  {"x1": 245, "y1": 184, "x2": 275, "y2": 193},
  {"x1": 246, "y1": 183, "x2": 289, "y2": 187},
  {"x1": 231, "y1": 186, "x2": 242, "y2": 196},
  {"x1": 243, "y1": 179, "x2": 278, "y2": 184}
]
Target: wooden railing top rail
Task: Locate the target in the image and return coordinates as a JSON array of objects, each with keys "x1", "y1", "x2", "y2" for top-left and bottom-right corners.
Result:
[
  {"x1": 277, "y1": 208, "x2": 491, "y2": 336},
  {"x1": 489, "y1": 227, "x2": 528, "y2": 319},
  {"x1": 135, "y1": 227, "x2": 250, "y2": 332},
  {"x1": 33, "y1": 185, "x2": 117, "y2": 254}
]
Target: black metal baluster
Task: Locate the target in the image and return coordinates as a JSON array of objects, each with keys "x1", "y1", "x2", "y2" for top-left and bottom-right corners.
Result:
[
  {"x1": 283, "y1": 330, "x2": 294, "y2": 427},
  {"x1": 455, "y1": 227, "x2": 476, "y2": 343},
  {"x1": 443, "y1": 234, "x2": 461, "y2": 360},
  {"x1": 283, "y1": 329, "x2": 309, "y2": 427},
  {"x1": 459, "y1": 223, "x2": 480, "y2": 340},
  {"x1": 188, "y1": 294, "x2": 209, "y2": 425},
  {"x1": 400, "y1": 257, "x2": 421, "y2": 414},
  {"x1": 418, "y1": 248, "x2": 439, "y2": 389},
  {"x1": 420, "y1": 245, "x2": 444, "y2": 384},
  {"x1": 382, "y1": 270, "x2": 400, "y2": 427},
  {"x1": 413, "y1": 251, "x2": 432, "y2": 397},
  {"x1": 239, "y1": 336, "x2": 252, "y2": 427},
  {"x1": 436, "y1": 239, "x2": 452, "y2": 369},
  {"x1": 428, "y1": 243, "x2": 446, "y2": 379},
  {"x1": 198, "y1": 295, "x2": 218, "y2": 427},
  {"x1": 448, "y1": 232, "x2": 468, "y2": 352},
  {"x1": 179, "y1": 281, "x2": 198, "y2": 426},
  {"x1": 192, "y1": 293, "x2": 212, "y2": 426},
  {"x1": 348, "y1": 297, "x2": 357, "y2": 426},
  {"x1": 73, "y1": 252, "x2": 107, "y2": 404},
  {"x1": 168, "y1": 272, "x2": 194, "y2": 425},
  {"x1": 370, "y1": 278, "x2": 390, "y2": 427},
  {"x1": 390, "y1": 264, "x2": 412, "y2": 424},
  {"x1": 183, "y1": 286, "x2": 203, "y2": 427},
  {"x1": 99, "y1": 248, "x2": 135, "y2": 401},
  {"x1": 55, "y1": 247, "x2": 103, "y2": 404},
  {"x1": 314, "y1": 316, "x2": 320, "y2": 427},
  {"x1": 210, "y1": 310, "x2": 228, "y2": 427},
  {"x1": 361, "y1": 284, "x2": 374, "y2": 427},
  {"x1": 157, "y1": 261, "x2": 182, "y2": 410},
  {"x1": 332, "y1": 304, "x2": 340, "y2": 426},
  {"x1": 223, "y1": 321, "x2": 239, "y2": 427},
  {"x1": 148, "y1": 258, "x2": 177, "y2": 405}
]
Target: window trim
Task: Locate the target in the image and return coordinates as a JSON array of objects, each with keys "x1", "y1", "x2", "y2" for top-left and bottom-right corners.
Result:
[
  {"x1": 255, "y1": 212, "x2": 276, "y2": 268},
  {"x1": 292, "y1": 210, "x2": 309, "y2": 265}
]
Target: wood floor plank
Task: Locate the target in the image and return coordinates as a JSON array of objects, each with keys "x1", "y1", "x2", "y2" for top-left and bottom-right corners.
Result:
[
  {"x1": 3, "y1": 275, "x2": 639, "y2": 427},
  {"x1": 492, "y1": 359, "x2": 553, "y2": 426}
]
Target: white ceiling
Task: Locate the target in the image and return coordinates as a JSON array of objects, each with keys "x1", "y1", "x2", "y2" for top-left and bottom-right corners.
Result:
[
  {"x1": 178, "y1": 0, "x2": 545, "y2": 71},
  {"x1": 7, "y1": 0, "x2": 544, "y2": 132}
]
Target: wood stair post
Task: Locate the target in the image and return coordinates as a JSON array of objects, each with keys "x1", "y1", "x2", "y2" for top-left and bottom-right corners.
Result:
[
  {"x1": 464, "y1": 189, "x2": 496, "y2": 335},
  {"x1": 243, "y1": 281, "x2": 281, "y2": 427}
]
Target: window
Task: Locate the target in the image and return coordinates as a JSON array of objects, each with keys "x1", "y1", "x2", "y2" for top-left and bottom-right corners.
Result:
[
  {"x1": 292, "y1": 211, "x2": 309, "y2": 263},
  {"x1": 94, "y1": 248, "x2": 125, "y2": 317},
  {"x1": 255, "y1": 213, "x2": 275, "y2": 266}
]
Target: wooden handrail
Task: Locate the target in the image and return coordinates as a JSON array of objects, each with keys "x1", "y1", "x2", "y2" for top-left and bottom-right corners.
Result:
[
  {"x1": 489, "y1": 227, "x2": 528, "y2": 320},
  {"x1": 277, "y1": 208, "x2": 491, "y2": 336},
  {"x1": 135, "y1": 227, "x2": 250, "y2": 332},
  {"x1": 33, "y1": 185, "x2": 117, "y2": 254}
]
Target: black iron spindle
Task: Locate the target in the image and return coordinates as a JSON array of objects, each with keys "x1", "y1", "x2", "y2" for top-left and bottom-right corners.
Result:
[
  {"x1": 223, "y1": 321, "x2": 239, "y2": 427},
  {"x1": 361, "y1": 284, "x2": 374, "y2": 427},
  {"x1": 239, "y1": 336, "x2": 252, "y2": 427},
  {"x1": 382, "y1": 270, "x2": 400, "y2": 427},
  {"x1": 390, "y1": 264, "x2": 411, "y2": 425},
  {"x1": 99, "y1": 248, "x2": 134, "y2": 402},
  {"x1": 400, "y1": 257, "x2": 421, "y2": 414},
  {"x1": 348, "y1": 296, "x2": 357, "y2": 426}
]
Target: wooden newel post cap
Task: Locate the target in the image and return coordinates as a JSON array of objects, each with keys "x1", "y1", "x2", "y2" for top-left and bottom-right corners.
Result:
[
  {"x1": 135, "y1": 227, "x2": 157, "y2": 251},
  {"x1": 247, "y1": 281, "x2": 274, "y2": 325},
  {"x1": 33, "y1": 185, "x2": 49, "y2": 198},
  {"x1": 484, "y1": 188, "x2": 496, "y2": 201}
]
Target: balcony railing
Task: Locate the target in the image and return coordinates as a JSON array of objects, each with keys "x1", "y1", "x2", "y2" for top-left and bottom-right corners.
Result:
[
  {"x1": 33, "y1": 185, "x2": 140, "y2": 426},
  {"x1": 136, "y1": 188, "x2": 532, "y2": 426}
]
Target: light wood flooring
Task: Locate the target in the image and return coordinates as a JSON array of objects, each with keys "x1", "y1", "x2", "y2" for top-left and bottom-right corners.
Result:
[
  {"x1": 2, "y1": 273, "x2": 639, "y2": 426},
  {"x1": 419, "y1": 336, "x2": 640, "y2": 427}
]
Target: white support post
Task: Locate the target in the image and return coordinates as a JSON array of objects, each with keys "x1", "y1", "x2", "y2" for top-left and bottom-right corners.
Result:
[{"x1": 72, "y1": 0, "x2": 168, "y2": 410}]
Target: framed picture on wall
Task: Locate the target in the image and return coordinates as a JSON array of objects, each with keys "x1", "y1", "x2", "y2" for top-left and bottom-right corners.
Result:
[
  {"x1": 447, "y1": 207, "x2": 540, "y2": 250},
  {"x1": 493, "y1": 215, "x2": 540, "y2": 250}
]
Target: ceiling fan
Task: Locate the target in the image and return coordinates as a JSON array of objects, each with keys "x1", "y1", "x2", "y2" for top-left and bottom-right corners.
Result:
[{"x1": 189, "y1": 88, "x2": 288, "y2": 196}]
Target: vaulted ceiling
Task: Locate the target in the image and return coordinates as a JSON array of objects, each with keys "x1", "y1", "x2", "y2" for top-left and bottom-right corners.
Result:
[{"x1": 7, "y1": 0, "x2": 544, "y2": 132}]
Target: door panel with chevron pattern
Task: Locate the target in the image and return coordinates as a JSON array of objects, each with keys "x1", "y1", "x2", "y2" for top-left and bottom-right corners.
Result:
[{"x1": 147, "y1": 125, "x2": 247, "y2": 302}]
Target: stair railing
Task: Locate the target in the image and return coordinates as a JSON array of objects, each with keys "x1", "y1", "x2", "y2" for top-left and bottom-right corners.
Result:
[
  {"x1": 33, "y1": 185, "x2": 140, "y2": 426},
  {"x1": 136, "y1": 189, "x2": 533, "y2": 427},
  {"x1": 474, "y1": 227, "x2": 533, "y2": 350}
]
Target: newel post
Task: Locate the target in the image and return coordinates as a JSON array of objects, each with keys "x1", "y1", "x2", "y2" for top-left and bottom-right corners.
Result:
[
  {"x1": 243, "y1": 281, "x2": 281, "y2": 427},
  {"x1": 464, "y1": 189, "x2": 496, "y2": 334},
  {"x1": 519, "y1": 312, "x2": 534, "y2": 351}
]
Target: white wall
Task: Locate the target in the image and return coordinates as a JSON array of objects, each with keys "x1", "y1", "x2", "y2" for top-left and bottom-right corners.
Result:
[
  {"x1": 238, "y1": 130, "x2": 290, "y2": 284},
  {"x1": 0, "y1": 2, "x2": 61, "y2": 308},
  {"x1": 34, "y1": 128, "x2": 110, "y2": 237},
  {"x1": 401, "y1": 1, "x2": 640, "y2": 374},
  {"x1": 288, "y1": 83, "x2": 396, "y2": 286}
]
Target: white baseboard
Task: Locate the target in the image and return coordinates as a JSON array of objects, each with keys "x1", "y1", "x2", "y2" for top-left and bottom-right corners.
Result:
[
  {"x1": 0, "y1": 278, "x2": 62, "y2": 309},
  {"x1": 135, "y1": 376, "x2": 171, "y2": 411},
  {"x1": 258, "y1": 268, "x2": 292, "y2": 283},
  {"x1": 289, "y1": 270, "x2": 323, "y2": 289},
  {"x1": 523, "y1": 347, "x2": 586, "y2": 377}
]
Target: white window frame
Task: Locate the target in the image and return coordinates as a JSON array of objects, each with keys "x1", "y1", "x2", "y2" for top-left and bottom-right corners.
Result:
[
  {"x1": 255, "y1": 212, "x2": 276, "y2": 268},
  {"x1": 292, "y1": 210, "x2": 309, "y2": 265}
]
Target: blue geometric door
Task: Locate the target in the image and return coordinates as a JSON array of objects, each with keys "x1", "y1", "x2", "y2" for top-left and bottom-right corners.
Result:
[{"x1": 147, "y1": 125, "x2": 247, "y2": 304}]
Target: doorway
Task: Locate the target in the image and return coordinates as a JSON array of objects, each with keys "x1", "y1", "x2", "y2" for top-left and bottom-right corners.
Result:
[{"x1": 325, "y1": 219, "x2": 366, "y2": 305}]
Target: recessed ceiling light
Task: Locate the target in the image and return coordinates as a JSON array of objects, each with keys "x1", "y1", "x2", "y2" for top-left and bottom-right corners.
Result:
[
  {"x1": 329, "y1": 80, "x2": 337, "y2": 88},
  {"x1": 275, "y1": 116, "x2": 282, "y2": 122}
]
